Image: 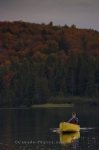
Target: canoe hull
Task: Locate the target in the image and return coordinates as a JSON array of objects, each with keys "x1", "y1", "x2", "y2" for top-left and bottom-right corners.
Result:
[{"x1": 59, "y1": 122, "x2": 80, "y2": 133}]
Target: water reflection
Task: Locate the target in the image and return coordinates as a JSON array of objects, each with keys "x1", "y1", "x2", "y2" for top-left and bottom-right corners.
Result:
[
  {"x1": 59, "y1": 132, "x2": 80, "y2": 144},
  {"x1": 0, "y1": 107, "x2": 99, "y2": 150},
  {"x1": 59, "y1": 132, "x2": 80, "y2": 150},
  {"x1": 0, "y1": 110, "x2": 16, "y2": 150}
]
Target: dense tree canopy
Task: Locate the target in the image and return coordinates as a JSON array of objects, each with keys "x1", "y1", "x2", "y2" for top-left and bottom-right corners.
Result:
[{"x1": 0, "y1": 21, "x2": 99, "y2": 106}]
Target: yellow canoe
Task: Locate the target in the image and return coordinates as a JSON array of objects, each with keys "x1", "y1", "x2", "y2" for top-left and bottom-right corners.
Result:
[
  {"x1": 60, "y1": 132, "x2": 80, "y2": 144},
  {"x1": 59, "y1": 122, "x2": 80, "y2": 133}
]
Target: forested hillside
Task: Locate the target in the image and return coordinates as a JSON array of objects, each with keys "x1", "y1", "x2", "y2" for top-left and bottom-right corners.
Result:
[{"x1": 0, "y1": 21, "x2": 99, "y2": 106}]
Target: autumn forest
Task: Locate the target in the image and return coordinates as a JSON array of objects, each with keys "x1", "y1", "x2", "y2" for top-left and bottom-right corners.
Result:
[{"x1": 0, "y1": 21, "x2": 99, "y2": 107}]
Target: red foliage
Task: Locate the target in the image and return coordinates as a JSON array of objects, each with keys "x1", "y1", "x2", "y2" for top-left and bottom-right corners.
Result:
[{"x1": 3, "y1": 71, "x2": 14, "y2": 87}]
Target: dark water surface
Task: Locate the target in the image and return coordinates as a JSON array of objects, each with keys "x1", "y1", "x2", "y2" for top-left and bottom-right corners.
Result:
[{"x1": 0, "y1": 106, "x2": 99, "y2": 150}]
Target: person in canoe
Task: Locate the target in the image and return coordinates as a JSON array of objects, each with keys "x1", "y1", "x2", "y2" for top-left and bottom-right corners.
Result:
[{"x1": 68, "y1": 112, "x2": 79, "y2": 124}]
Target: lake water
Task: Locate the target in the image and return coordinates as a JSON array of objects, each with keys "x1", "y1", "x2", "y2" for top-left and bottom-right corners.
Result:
[{"x1": 0, "y1": 106, "x2": 99, "y2": 150}]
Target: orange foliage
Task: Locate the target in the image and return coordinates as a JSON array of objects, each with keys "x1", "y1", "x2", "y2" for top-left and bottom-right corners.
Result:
[{"x1": 0, "y1": 21, "x2": 99, "y2": 67}]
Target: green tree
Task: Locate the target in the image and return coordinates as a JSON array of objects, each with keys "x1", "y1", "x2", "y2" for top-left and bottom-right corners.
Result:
[{"x1": 33, "y1": 77, "x2": 50, "y2": 104}]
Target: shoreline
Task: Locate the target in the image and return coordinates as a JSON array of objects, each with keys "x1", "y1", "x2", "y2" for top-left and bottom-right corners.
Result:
[
  {"x1": 32, "y1": 103, "x2": 74, "y2": 108},
  {"x1": 0, "y1": 97, "x2": 98, "y2": 108}
]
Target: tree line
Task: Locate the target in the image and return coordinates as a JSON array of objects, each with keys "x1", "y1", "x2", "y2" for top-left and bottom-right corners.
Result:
[{"x1": 0, "y1": 21, "x2": 99, "y2": 106}]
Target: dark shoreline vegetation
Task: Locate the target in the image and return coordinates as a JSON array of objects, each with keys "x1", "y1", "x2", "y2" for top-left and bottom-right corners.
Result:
[{"x1": 0, "y1": 21, "x2": 99, "y2": 107}]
